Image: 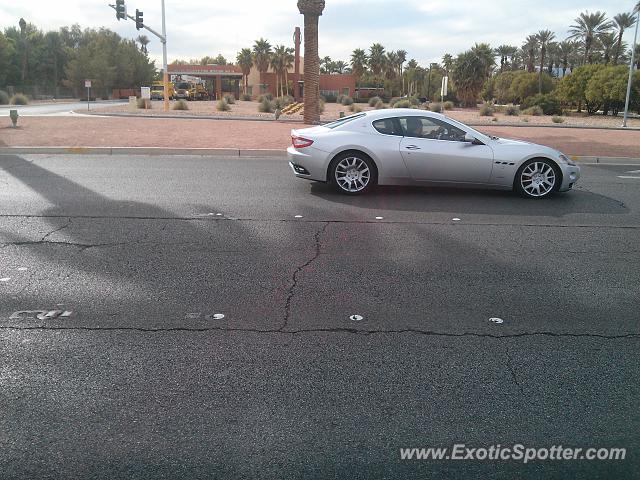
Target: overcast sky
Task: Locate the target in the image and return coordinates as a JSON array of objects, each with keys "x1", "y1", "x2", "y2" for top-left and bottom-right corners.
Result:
[{"x1": 1, "y1": 0, "x2": 638, "y2": 67}]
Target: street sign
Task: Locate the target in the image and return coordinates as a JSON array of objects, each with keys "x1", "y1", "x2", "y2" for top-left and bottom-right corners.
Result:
[
  {"x1": 85, "y1": 80, "x2": 92, "y2": 88},
  {"x1": 141, "y1": 87, "x2": 151, "y2": 99}
]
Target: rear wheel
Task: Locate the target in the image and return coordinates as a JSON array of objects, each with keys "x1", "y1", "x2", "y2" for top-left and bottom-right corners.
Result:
[
  {"x1": 329, "y1": 152, "x2": 376, "y2": 195},
  {"x1": 515, "y1": 159, "x2": 560, "y2": 199}
]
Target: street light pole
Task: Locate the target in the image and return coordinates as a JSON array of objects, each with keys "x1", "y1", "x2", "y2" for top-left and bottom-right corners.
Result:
[
  {"x1": 161, "y1": 0, "x2": 169, "y2": 112},
  {"x1": 622, "y1": 8, "x2": 639, "y2": 128}
]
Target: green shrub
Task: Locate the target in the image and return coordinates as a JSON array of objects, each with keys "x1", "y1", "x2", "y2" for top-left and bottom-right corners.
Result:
[
  {"x1": 522, "y1": 93, "x2": 563, "y2": 115},
  {"x1": 479, "y1": 102, "x2": 494, "y2": 116},
  {"x1": 504, "y1": 104, "x2": 520, "y2": 116},
  {"x1": 522, "y1": 106, "x2": 543, "y2": 116},
  {"x1": 552, "y1": 115, "x2": 565, "y2": 123},
  {"x1": 240, "y1": 93, "x2": 252, "y2": 101},
  {"x1": 322, "y1": 94, "x2": 337, "y2": 103},
  {"x1": 336, "y1": 94, "x2": 345, "y2": 104},
  {"x1": 374, "y1": 100, "x2": 385, "y2": 109},
  {"x1": 0, "y1": 90, "x2": 9, "y2": 105},
  {"x1": 388, "y1": 97, "x2": 400, "y2": 107},
  {"x1": 258, "y1": 97, "x2": 275, "y2": 113},
  {"x1": 394, "y1": 99, "x2": 412, "y2": 109},
  {"x1": 443, "y1": 101, "x2": 454, "y2": 110},
  {"x1": 274, "y1": 95, "x2": 294, "y2": 109},
  {"x1": 349, "y1": 104, "x2": 362, "y2": 113},
  {"x1": 368, "y1": 96, "x2": 382, "y2": 107},
  {"x1": 10, "y1": 93, "x2": 29, "y2": 105},
  {"x1": 217, "y1": 99, "x2": 231, "y2": 111},
  {"x1": 136, "y1": 97, "x2": 152, "y2": 109},
  {"x1": 341, "y1": 95, "x2": 354, "y2": 106},
  {"x1": 430, "y1": 102, "x2": 443, "y2": 113},
  {"x1": 223, "y1": 94, "x2": 235, "y2": 104},
  {"x1": 257, "y1": 93, "x2": 273, "y2": 102},
  {"x1": 172, "y1": 99, "x2": 189, "y2": 110}
]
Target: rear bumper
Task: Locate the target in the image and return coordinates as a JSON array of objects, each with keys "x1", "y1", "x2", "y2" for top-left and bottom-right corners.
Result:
[{"x1": 287, "y1": 146, "x2": 328, "y2": 182}]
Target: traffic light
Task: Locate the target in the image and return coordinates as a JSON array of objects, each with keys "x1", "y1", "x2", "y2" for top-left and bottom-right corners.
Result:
[
  {"x1": 135, "y1": 9, "x2": 144, "y2": 30},
  {"x1": 115, "y1": 0, "x2": 126, "y2": 20}
]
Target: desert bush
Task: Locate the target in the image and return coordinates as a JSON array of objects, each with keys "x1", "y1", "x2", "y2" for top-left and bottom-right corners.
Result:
[
  {"x1": 374, "y1": 100, "x2": 385, "y2": 109},
  {"x1": 10, "y1": 93, "x2": 29, "y2": 105},
  {"x1": 394, "y1": 99, "x2": 412, "y2": 109},
  {"x1": 552, "y1": 115, "x2": 565, "y2": 123},
  {"x1": 443, "y1": 101, "x2": 454, "y2": 110},
  {"x1": 257, "y1": 93, "x2": 273, "y2": 103},
  {"x1": 240, "y1": 93, "x2": 252, "y2": 101},
  {"x1": 274, "y1": 95, "x2": 294, "y2": 109},
  {"x1": 430, "y1": 102, "x2": 443, "y2": 113},
  {"x1": 349, "y1": 104, "x2": 362, "y2": 113},
  {"x1": 341, "y1": 95, "x2": 354, "y2": 106},
  {"x1": 136, "y1": 97, "x2": 152, "y2": 109},
  {"x1": 522, "y1": 93, "x2": 563, "y2": 115},
  {"x1": 504, "y1": 104, "x2": 520, "y2": 116},
  {"x1": 336, "y1": 94, "x2": 345, "y2": 104},
  {"x1": 368, "y1": 96, "x2": 382, "y2": 107},
  {"x1": 0, "y1": 90, "x2": 9, "y2": 105},
  {"x1": 217, "y1": 99, "x2": 231, "y2": 111},
  {"x1": 258, "y1": 97, "x2": 275, "y2": 113},
  {"x1": 172, "y1": 99, "x2": 189, "y2": 110},
  {"x1": 479, "y1": 102, "x2": 494, "y2": 116},
  {"x1": 522, "y1": 105, "x2": 543, "y2": 116},
  {"x1": 223, "y1": 94, "x2": 235, "y2": 104}
]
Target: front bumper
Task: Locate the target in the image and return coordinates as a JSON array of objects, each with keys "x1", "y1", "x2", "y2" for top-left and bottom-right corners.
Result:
[{"x1": 558, "y1": 165, "x2": 581, "y2": 192}]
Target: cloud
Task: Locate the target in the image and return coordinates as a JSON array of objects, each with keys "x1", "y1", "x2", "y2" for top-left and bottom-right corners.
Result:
[{"x1": 1, "y1": 0, "x2": 637, "y2": 68}]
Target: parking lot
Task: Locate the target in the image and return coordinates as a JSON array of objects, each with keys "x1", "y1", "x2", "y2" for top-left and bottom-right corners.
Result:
[{"x1": 1, "y1": 154, "x2": 639, "y2": 478}]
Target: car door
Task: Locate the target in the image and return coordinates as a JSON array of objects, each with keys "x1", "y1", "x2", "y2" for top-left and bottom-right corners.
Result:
[{"x1": 398, "y1": 116, "x2": 494, "y2": 183}]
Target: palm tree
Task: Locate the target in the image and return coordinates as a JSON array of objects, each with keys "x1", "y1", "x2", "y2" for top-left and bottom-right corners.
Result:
[
  {"x1": 558, "y1": 40, "x2": 575, "y2": 76},
  {"x1": 137, "y1": 35, "x2": 150, "y2": 55},
  {"x1": 441, "y1": 54, "x2": 454, "y2": 75},
  {"x1": 350, "y1": 48, "x2": 368, "y2": 84},
  {"x1": 396, "y1": 49, "x2": 407, "y2": 93},
  {"x1": 271, "y1": 45, "x2": 289, "y2": 97},
  {"x1": 320, "y1": 56, "x2": 332, "y2": 74},
  {"x1": 613, "y1": 13, "x2": 636, "y2": 64},
  {"x1": 598, "y1": 31, "x2": 617, "y2": 64},
  {"x1": 236, "y1": 48, "x2": 253, "y2": 96},
  {"x1": 495, "y1": 45, "x2": 512, "y2": 71},
  {"x1": 536, "y1": 30, "x2": 556, "y2": 93},
  {"x1": 298, "y1": 0, "x2": 325, "y2": 124},
  {"x1": 385, "y1": 51, "x2": 398, "y2": 80},
  {"x1": 252, "y1": 38, "x2": 272, "y2": 93},
  {"x1": 568, "y1": 11, "x2": 613, "y2": 64},
  {"x1": 369, "y1": 43, "x2": 386, "y2": 76},
  {"x1": 334, "y1": 60, "x2": 348, "y2": 74},
  {"x1": 522, "y1": 35, "x2": 538, "y2": 73}
]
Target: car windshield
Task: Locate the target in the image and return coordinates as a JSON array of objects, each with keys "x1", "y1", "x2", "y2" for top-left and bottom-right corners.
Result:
[{"x1": 323, "y1": 113, "x2": 366, "y2": 129}]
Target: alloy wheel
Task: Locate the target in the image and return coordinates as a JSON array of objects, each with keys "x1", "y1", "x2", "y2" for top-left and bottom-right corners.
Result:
[{"x1": 334, "y1": 157, "x2": 371, "y2": 193}]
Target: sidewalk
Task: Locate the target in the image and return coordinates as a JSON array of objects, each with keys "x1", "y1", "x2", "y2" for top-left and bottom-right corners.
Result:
[{"x1": 1, "y1": 116, "x2": 639, "y2": 158}]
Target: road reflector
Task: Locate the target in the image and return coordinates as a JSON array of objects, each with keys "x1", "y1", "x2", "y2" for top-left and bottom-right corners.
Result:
[
  {"x1": 489, "y1": 317, "x2": 504, "y2": 324},
  {"x1": 349, "y1": 314, "x2": 364, "y2": 322}
]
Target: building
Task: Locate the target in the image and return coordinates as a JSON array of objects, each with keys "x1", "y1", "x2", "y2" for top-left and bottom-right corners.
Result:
[{"x1": 167, "y1": 27, "x2": 355, "y2": 101}]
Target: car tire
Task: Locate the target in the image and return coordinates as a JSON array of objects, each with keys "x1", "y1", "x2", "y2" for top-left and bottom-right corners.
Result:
[
  {"x1": 514, "y1": 158, "x2": 560, "y2": 199},
  {"x1": 329, "y1": 152, "x2": 377, "y2": 195}
]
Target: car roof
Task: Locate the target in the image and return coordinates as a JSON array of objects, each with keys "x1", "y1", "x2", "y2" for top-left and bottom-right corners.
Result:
[{"x1": 360, "y1": 108, "x2": 447, "y2": 121}]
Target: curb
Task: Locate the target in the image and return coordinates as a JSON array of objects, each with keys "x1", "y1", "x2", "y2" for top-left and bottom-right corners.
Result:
[
  {"x1": 0, "y1": 146, "x2": 288, "y2": 158},
  {"x1": 1, "y1": 147, "x2": 640, "y2": 164},
  {"x1": 80, "y1": 111, "x2": 305, "y2": 123}
]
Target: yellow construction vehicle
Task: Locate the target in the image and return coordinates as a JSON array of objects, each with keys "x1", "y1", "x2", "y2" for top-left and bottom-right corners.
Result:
[{"x1": 150, "y1": 81, "x2": 175, "y2": 100}]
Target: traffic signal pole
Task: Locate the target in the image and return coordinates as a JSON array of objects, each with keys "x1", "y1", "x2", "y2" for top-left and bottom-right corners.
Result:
[{"x1": 110, "y1": 1, "x2": 170, "y2": 111}]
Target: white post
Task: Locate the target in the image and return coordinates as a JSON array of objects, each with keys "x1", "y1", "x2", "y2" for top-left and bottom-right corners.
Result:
[
  {"x1": 161, "y1": 0, "x2": 169, "y2": 112},
  {"x1": 622, "y1": 9, "x2": 639, "y2": 128}
]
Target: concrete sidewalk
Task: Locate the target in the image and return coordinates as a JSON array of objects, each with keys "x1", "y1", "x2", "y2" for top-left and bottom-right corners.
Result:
[{"x1": 1, "y1": 116, "x2": 639, "y2": 158}]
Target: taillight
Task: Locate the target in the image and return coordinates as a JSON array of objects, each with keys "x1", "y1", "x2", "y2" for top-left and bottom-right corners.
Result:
[{"x1": 292, "y1": 136, "x2": 314, "y2": 149}]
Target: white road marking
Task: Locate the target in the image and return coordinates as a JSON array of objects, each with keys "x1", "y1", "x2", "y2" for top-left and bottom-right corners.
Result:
[
  {"x1": 617, "y1": 176, "x2": 640, "y2": 179},
  {"x1": 294, "y1": 215, "x2": 303, "y2": 219},
  {"x1": 489, "y1": 317, "x2": 504, "y2": 324},
  {"x1": 17, "y1": 267, "x2": 28, "y2": 271},
  {"x1": 452, "y1": 218, "x2": 461, "y2": 222},
  {"x1": 0, "y1": 277, "x2": 10, "y2": 282},
  {"x1": 349, "y1": 315, "x2": 364, "y2": 322},
  {"x1": 375, "y1": 216, "x2": 384, "y2": 220},
  {"x1": 626, "y1": 170, "x2": 640, "y2": 174}
]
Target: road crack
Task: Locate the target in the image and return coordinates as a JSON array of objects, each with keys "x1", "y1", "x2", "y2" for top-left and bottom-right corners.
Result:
[
  {"x1": 504, "y1": 347, "x2": 526, "y2": 397},
  {"x1": 40, "y1": 217, "x2": 72, "y2": 242},
  {"x1": 280, "y1": 222, "x2": 329, "y2": 331}
]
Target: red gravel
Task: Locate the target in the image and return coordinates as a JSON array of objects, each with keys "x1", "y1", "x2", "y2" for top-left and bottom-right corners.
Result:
[{"x1": 1, "y1": 116, "x2": 638, "y2": 158}]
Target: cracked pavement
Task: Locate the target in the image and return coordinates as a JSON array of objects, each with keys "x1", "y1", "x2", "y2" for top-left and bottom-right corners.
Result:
[{"x1": 1, "y1": 154, "x2": 639, "y2": 479}]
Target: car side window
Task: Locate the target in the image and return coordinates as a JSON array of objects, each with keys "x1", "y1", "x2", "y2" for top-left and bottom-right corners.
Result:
[
  {"x1": 372, "y1": 118, "x2": 402, "y2": 136},
  {"x1": 399, "y1": 117, "x2": 467, "y2": 142}
]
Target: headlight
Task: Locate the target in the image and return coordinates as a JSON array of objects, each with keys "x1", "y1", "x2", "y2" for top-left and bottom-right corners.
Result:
[{"x1": 559, "y1": 153, "x2": 577, "y2": 166}]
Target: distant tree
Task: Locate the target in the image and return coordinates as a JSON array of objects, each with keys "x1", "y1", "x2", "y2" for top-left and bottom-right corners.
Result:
[
  {"x1": 536, "y1": 30, "x2": 556, "y2": 93},
  {"x1": 452, "y1": 44, "x2": 495, "y2": 106},
  {"x1": 368, "y1": 43, "x2": 386, "y2": 76},
  {"x1": 236, "y1": 48, "x2": 253, "y2": 95},
  {"x1": 0, "y1": 32, "x2": 14, "y2": 86},
  {"x1": 350, "y1": 48, "x2": 368, "y2": 84},
  {"x1": 585, "y1": 65, "x2": 637, "y2": 115},
  {"x1": 136, "y1": 35, "x2": 150, "y2": 54},
  {"x1": 556, "y1": 64, "x2": 606, "y2": 113},
  {"x1": 252, "y1": 38, "x2": 272, "y2": 88},
  {"x1": 568, "y1": 11, "x2": 613, "y2": 64},
  {"x1": 522, "y1": 35, "x2": 538, "y2": 73},
  {"x1": 612, "y1": 13, "x2": 636, "y2": 65}
]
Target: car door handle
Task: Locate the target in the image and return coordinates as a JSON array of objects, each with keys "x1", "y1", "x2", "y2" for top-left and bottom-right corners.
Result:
[{"x1": 405, "y1": 145, "x2": 421, "y2": 150}]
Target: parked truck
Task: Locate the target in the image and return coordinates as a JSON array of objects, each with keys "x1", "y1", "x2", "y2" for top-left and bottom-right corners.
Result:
[
  {"x1": 174, "y1": 80, "x2": 210, "y2": 101},
  {"x1": 150, "y1": 81, "x2": 175, "y2": 100}
]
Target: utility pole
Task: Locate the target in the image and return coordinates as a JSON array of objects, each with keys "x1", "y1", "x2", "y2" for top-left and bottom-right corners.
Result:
[
  {"x1": 623, "y1": 6, "x2": 639, "y2": 128},
  {"x1": 110, "y1": 1, "x2": 170, "y2": 112}
]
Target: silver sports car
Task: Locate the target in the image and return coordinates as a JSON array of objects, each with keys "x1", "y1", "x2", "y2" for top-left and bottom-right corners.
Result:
[{"x1": 287, "y1": 108, "x2": 581, "y2": 198}]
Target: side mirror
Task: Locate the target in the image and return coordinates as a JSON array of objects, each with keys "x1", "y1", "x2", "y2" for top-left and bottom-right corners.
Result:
[{"x1": 464, "y1": 134, "x2": 483, "y2": 145}]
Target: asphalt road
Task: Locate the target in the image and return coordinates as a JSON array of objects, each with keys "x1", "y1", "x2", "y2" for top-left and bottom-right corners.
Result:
[
  {"x1": 0, "y1": 154, "x2": 639, "y2": 479},
  {"x1": 0, "y1": 100, "x2": 124, "y2": 117}
]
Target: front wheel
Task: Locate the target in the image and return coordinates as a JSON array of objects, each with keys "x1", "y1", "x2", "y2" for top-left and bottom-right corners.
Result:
[
  {"x1": 514, "y1": 159, "x2": 560, "y2": 199},
  {"x1": 329, "y1": 153, "x2": 376, "y2": 195}
]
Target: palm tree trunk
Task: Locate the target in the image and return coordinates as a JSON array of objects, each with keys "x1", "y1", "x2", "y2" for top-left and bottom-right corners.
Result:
[
  {"x1": 302, "y1": 13, "x2": 321, "y2": 124},
  {"x1": 614, "y1": 31, "x2": 624, "y2": 65},
  {"x1": 539, "y1": 48, "x2": 545, "y2": 94}
]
